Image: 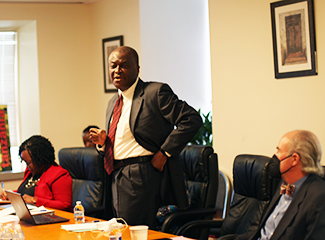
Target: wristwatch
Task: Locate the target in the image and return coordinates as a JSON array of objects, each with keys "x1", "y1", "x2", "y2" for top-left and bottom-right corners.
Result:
[
  {"x1": 160, "y1": 149, "x2": 171, "y2": 157},
  {"x1": 160, "y1": 149, "x2": 168, "y2": 157}
]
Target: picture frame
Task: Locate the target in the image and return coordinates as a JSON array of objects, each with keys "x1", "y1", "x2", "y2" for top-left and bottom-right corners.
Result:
[
  {"x1": 0, "y1": 105, "x2": 12, "y2": 172},
  {"x1": 102, "y1": 35, "x2": 123, "y2": 92},
  {"x1": 270, "y1": 0, "x2": 317, "y2": 79}
]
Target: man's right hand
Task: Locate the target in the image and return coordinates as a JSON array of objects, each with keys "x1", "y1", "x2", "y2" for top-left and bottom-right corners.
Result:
[{"x1": 89, "y1": 128, "x2": 107, "y2": 146}]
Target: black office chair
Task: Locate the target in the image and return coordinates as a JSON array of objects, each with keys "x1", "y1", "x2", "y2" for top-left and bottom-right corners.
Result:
[
  {"x1": 58, "y1": 147, "x2": 113, "y2": 220},
  {"x1": 215, "y1": 170, "x2": 233, "y2": 220},
  {"x1": 177, "y1": 154, "x2": 280, "y2": 240},
  {"x1": 160, "y1": 145, "x2": 219, "y2": 240},
  {"x1": 202, "y1": 170, "x2": 232, "y2": 237}
]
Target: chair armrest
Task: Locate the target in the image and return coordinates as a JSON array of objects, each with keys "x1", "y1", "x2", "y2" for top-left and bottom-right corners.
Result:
[
  {"x1": 217, "y1": 234, "x2": 238, "y2": 240},
  {"x1": 161, "y1": 208, "x2": 216, "y2": 233},
  {"x1": 85, "y1": 206, "x2": 106, "y2": 217},
  {"x1": 177, "y1": 221, "x2": 248, "y2": 240},
  {"x1": 176, "y1": 219, "x2": 224, "y2": 236}
]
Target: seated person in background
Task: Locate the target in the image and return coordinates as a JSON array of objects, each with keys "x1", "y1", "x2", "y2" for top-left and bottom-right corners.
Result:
[
  {"x1": 83, "y1": 125, "x2": 99, "y2": 148},
  {"x1": 241, "y1": 130, "x2": 325, "y2": 240},
  {"x1": 0, "y1": 135, "x2": 73, "y2": 212}
]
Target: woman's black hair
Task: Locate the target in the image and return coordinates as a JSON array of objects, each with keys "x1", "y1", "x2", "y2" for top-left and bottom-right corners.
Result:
[{"x1": 19, "y1": 135, "x2": 57, "y2": 169}]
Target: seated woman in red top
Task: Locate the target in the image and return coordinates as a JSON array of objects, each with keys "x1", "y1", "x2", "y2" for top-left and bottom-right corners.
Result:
[{"x1": 1, "y1": 135, "x2": 73, "y2": 212}]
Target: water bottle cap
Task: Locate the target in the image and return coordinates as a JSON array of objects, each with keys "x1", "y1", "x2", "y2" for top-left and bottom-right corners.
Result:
[{"x1": 76, "y1": 201, "x2": 81, "y2": 204}]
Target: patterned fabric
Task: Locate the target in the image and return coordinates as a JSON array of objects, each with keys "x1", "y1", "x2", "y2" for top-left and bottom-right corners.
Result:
[
  {"x1": 280, "y1": 182, "x2": 295, "y2": 196},
  {"x1": 104, "y1": 95, "x2": 123, "y2": 175}
]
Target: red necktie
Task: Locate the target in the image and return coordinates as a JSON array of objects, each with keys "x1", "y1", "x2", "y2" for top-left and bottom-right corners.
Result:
[
  {"x1": 104, "y1": 94, "x2": 123, "y2": 175},
  {"x1": 280, "y1": 182, "x2": 295, "y2": 196}
]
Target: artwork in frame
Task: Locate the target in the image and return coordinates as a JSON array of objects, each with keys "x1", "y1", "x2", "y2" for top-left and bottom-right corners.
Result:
[
  {"x1": 270, "y1": 0, "x2": 317, "y2": 79},
  {"x1": 0, "y1": 105, "x2": 12, "y2": 172},
  {"x1": 102, "y1": 35, "x2": 123, "y2": 92}
]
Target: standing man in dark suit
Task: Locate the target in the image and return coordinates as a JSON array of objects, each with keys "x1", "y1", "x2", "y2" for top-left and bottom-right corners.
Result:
[
  {"x1": 90, "y1": 46, "x2": 202, "y2": 229},
  {"x1": 243, "y1": 130, "x2": 325, "y2": 240}
]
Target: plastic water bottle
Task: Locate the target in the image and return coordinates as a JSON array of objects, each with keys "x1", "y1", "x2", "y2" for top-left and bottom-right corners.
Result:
[
  {"x1": 6, "y1": 223, "x2": 14, "y2": 235},
  {"x1": 1, "y1": 225, "x2": 13, "y2": 240},
  {"x1": 74, "y1": 201, "x2": 85, "y2": 223},
  {"x1": 12, "y1": 224, "x2": 25, "y2": 240},
  {"x1": 0, "y1": 223, "x2": 3, "y2": 239}
]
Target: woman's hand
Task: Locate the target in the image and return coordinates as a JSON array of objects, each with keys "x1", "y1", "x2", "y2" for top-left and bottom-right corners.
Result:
[
  {"x1": 22, "y1": 194, "x2": 37, "y2": 205},
  {"x1": 0, "y1": 190, "x2": 8, "y2": 200}
]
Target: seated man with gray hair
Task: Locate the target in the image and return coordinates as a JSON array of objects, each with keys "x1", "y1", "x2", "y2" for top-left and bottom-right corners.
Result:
[{"x1": 241, "y1": 130, "x2": 325, "y2": 240}]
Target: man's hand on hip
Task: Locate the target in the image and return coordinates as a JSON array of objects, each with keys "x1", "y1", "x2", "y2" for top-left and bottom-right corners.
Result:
[{"x1": 151, "y1": 151, "x2": 167, "y2": 172}]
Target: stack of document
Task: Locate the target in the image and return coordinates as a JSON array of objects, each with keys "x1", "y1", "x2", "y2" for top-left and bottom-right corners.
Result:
[
  {"x1": 0, "y1": 215, "x2": 19, "y2": 225},
  {"x1": 61, "y1": 218, "x2": 126, "y2": 233},
  {"x1": 61, "y1": 223, "x2": 99, "y2": 232},
  {"x1": 0, "y1": 204, "x2": 54, "y2": 217}
]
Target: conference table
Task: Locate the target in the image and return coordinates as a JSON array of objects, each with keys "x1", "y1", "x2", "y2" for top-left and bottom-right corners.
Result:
[{"x1": 19, "y1": 209, "x2": 180, "y2": 240}]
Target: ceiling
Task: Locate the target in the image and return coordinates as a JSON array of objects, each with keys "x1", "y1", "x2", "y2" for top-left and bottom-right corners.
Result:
[{"x1": 0, "y1": 0, "x2": 100, "y2": 3}]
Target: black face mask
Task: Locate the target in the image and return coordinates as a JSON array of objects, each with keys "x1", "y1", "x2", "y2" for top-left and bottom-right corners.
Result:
[{"x1": 268, "y1": 154, "x2": 293, "y2": 179}]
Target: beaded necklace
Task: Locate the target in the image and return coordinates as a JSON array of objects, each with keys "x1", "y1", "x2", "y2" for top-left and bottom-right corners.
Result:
[{"x1": 25, "y1": 175, "x2": 41, "y2": 189}]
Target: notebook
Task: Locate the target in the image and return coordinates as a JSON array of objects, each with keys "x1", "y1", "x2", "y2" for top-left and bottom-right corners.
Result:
[{"x1": 5, "y1": 190, "x2": 70, "y2": 225}]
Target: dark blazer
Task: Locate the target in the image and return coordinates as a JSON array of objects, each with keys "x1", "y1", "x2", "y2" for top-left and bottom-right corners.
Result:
[
  {"x1": 248, "y1": 174, "x2": 325, "y2": 240},
  {"x1": 105, "y1": 79, "x2": 202, "y2": 209}
]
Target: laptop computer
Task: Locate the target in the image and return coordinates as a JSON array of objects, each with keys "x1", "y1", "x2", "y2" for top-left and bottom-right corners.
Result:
[{"x1": 5, "y1": 190, "x2": 70, "y2": 225}]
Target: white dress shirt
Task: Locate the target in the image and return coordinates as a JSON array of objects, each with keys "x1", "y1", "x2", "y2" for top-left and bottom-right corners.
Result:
[{"x1": 113, "y1": 78, "x2": 153, "y2": 160}]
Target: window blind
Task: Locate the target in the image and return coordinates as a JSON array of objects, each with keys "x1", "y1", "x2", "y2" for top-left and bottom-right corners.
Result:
[{"x1": 0, "y1": 31, "x2": 18, "y2": 147}]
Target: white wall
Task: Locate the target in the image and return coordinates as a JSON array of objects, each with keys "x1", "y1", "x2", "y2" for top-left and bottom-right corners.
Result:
[
  {"x1": 209, "y1": 0, "x2": 325, "y2": 177},
  {"x1": 18, "y1": 21, "x2": 41, "y2": 142},
  {"x1": 88, "y1": 0, "x2": 141, "y2": 128},
  {"x1": 0, "y1": 3, "x2": 92, "y2": 153},
  {"x1": 139, "y1": 0, "x2": 212, "y2": 114},
  {"x1": 1, "y1": 0, "x2": 208, "y2": 166}
]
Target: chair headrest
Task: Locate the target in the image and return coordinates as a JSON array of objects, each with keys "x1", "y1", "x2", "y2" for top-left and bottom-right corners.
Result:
[
  {"x1": 179, "y1": 145, "x2": 214, "y2": 182},
  {"x1": 233, "y1": 154, "x2": 271, "y2": 201},
  {"x1": 58, "y1": 147, "x2": 104, "y2": 181}
]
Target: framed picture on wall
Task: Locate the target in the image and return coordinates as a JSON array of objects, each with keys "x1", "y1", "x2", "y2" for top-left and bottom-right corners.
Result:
[
  {"x1": 102, "y1": 35, "x2": 123, "y2": 92},
  {"x1": 0, "y1": 105, "x2": 12, "y2": 172},
  {"x1": 270, "y1": 0, "x2": 316, "y2": 79}
]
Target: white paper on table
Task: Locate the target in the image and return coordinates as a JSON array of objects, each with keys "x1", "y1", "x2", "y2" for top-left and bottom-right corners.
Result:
[
  {"x1": 0, "y1": 215, "x2": 20, "y2": 224},
  {"x1": 29, "y1": 206, "x2": 55, "y2": 215},
  {"x1": 61, "y1": 223, "x2": 98, "y2": 232},
  {"x1": 0, "y1": 207, "x2": 16, "y2": 217},
  {"x1": 0, "y1": 205, "x2": 54, "y2": 217},
  {"x1": 61, "y1": 219, "x2": 126, "y2": 233}
]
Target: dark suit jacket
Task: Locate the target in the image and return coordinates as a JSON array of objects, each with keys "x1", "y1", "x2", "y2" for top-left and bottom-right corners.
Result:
[
  {"x1": 105, "y1": 79, "x2": 202, "y2": 209},
  {"x1": 248, "y1": 174, "x2": 325, "y2": 240}
]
